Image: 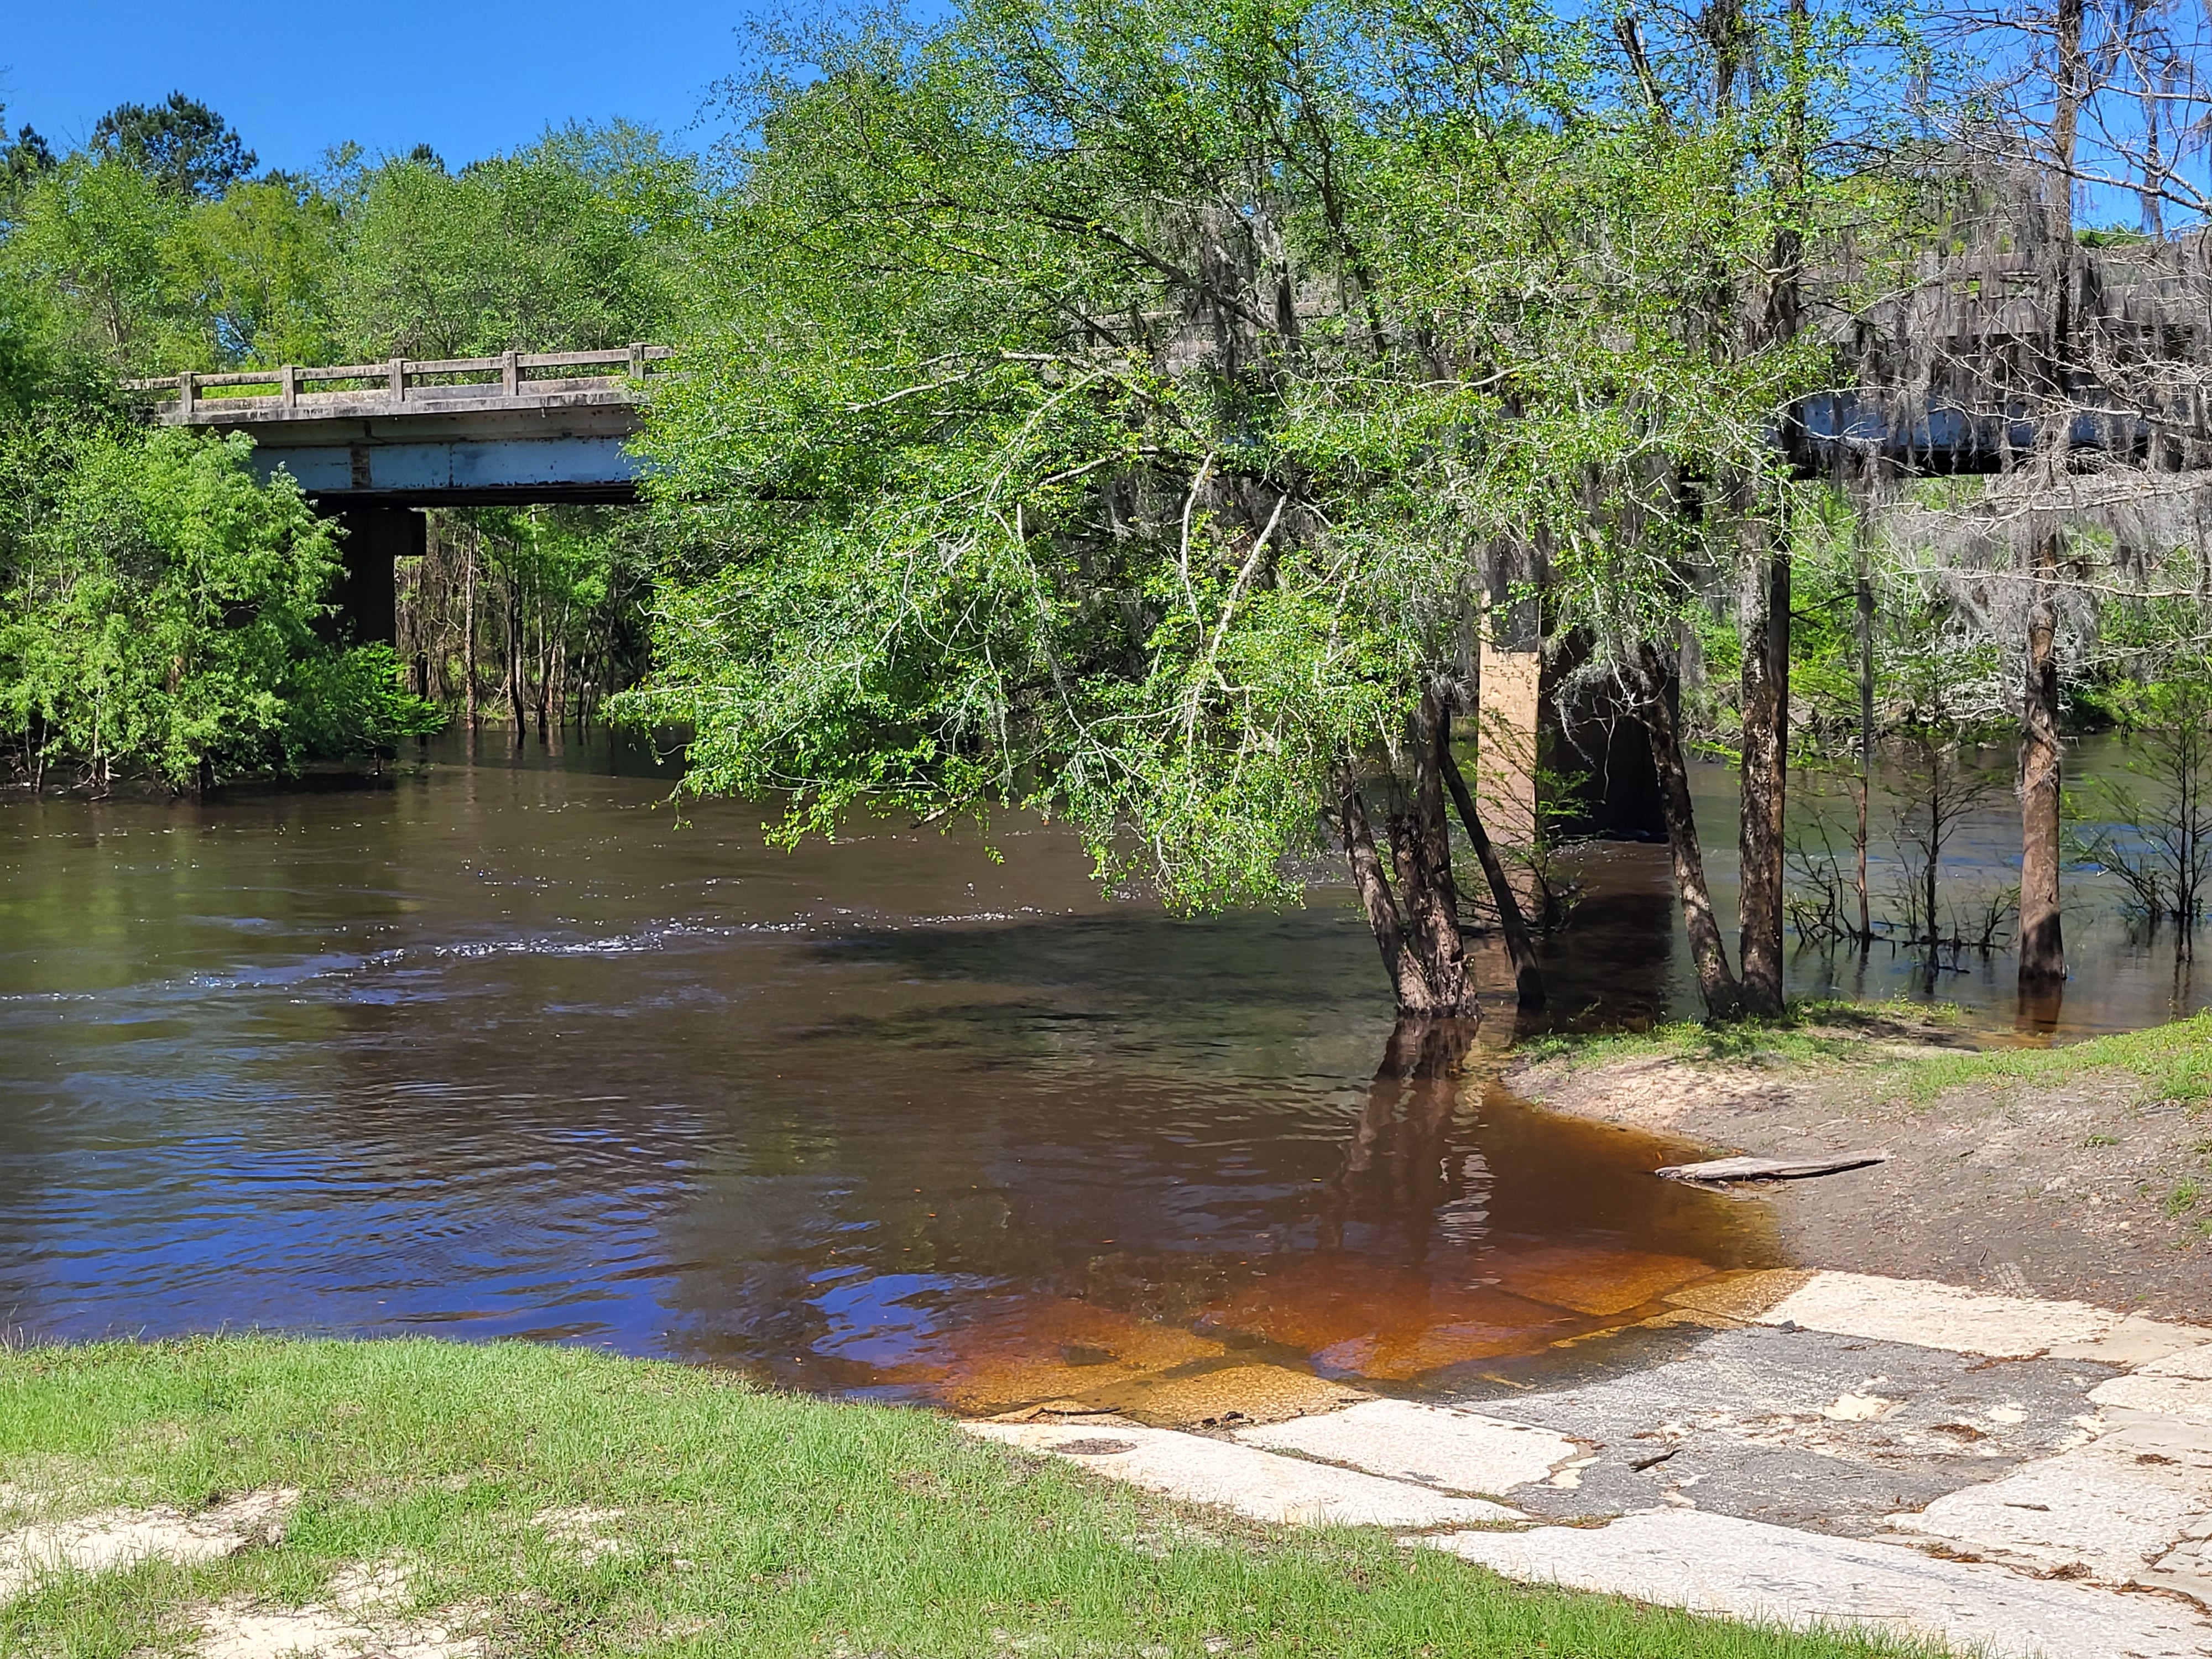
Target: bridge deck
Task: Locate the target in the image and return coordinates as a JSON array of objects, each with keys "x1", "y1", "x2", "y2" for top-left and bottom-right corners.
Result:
[{"x1": 125, "y1": 347, "x2": 671, "y2": 507}]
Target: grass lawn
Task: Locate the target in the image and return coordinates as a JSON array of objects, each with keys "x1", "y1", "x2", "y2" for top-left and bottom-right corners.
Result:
[
  {"x1": 1520, "y1": 1003, "x2": 2212, "y2": 1110},
  {"x1": 0, "y1": 1337, "x2": 1942, "y2": 1658}
]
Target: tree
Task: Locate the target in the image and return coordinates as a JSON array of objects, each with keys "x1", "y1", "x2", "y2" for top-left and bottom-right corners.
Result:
[
  {"x1": 0, "y1": 153, "x2": 195, "y2": 372},
  {"x1": 179, "y1": 176, "x2": 342, "y2": 366},
  {"x1": 90, "y1": 93, "x2": 256, "y2": 199},
  {"x1": 1459, "y1": 0, "x2": 1910, "y2": 1019},
  {"x1": 329, "y1": 126, "x2": 697, "y2": 359},
  {"x1": 2077, "y1": 670, "x2": 2212, "y2": 946},
  {"x1": 1897, "y1": 0, "x2": 2212, "y2": 992},
  {"x1": 624, "y1": 0, "x2": 1610, "y2": 1019},
  {"x1": 0, "y1": 422, "x2": 439, "y2": 791},
  {"x1": 1, "y1": 122, "x2": 55, "y2": 194}
]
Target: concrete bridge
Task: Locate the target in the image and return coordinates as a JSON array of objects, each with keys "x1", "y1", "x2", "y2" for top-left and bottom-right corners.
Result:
[{"x1": 128, "y1": 347, "x2": 670, "y2": 641}]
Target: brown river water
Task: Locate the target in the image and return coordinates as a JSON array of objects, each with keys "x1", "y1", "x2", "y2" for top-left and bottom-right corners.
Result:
[{"x1": 0, "y1": 732, "x2": 2192, "y2": 1415}]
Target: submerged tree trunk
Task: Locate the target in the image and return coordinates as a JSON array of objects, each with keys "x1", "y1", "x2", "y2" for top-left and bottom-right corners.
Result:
[
  {"x1": 1385, "y1": 689, "x2": 1473, "y2": 1015},
  {"x1": 1637, "y1": 645, "x2": 1743, "y2": 1020},
  {"x1": 1738, "y1": 535, "x2": 1791, "y2": 1015},
  {"x1": 1335, "y1": 696, "x2": 1478, "y2": 1020},
  {"x1": 2020, "y1": 531, "x2": 2067, "y2": 982},
  {"x1": 2017, "y1": 0, "x2": 2084, "y2": 987},
  {"x1": 1439, "y1": 731, "x2": 1545, "y2": 1008},
  {"x1": 462, "y1": 529, "x2": 479, "y2": 727},
  {"x1": 506, "y1": 581, "x2": 527, "y2": 734},
  {"x1": 1856, "y1": 544, "x2": 1875, "y2": 945},
  {"x1": 1339, "y1": 784, "x2": 1430, "y2": 1013}
]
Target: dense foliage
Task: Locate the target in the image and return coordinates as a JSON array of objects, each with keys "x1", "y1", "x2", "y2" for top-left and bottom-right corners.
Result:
[
  {"x1": 0, "y1": 424, "x2": 439, "y2": 790},
  {"x1": 614, "y1": 0, "x2": 1919, "y2": 1013},
  {"x1": 0, "y1": 97, "x2": 702, "y2": 791}
]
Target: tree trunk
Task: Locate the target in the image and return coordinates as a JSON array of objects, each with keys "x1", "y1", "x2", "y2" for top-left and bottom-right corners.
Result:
[
  {"x1": 1338, "y1": 783, "x2": 1430, "y2": 1013},
  {"x1": 1439, "y1": 731, "x2": 1545, "y2": 1008},
  {"x1": 1734, "y1": 0, "x2": 1807, "y2": 1013},
  {"x1": 1856, "y1": 544, "x2": 1874, "y2": 945},
  {"x1": 1337, "y1": 723, "x2": 1477, "y2": 1021},
  {"x1": 2015, "y1": 0, "x2": 2083, "y2": 988},
  {"x1": 462, "y1": 531, "x2": 478, "y2": 727},
  {"x1": 1385, "y1": 689, "x2": 1473, "y2": 1016},
  {"x1": 507, "y1": 581, "x2": 527, "y2": 734},
  {"x1": 1738, "y1": 533, "x2": 1790, "y2": 1014},
  {"x1": 1638, "y1": 645, "x2": 1743, "y2": 1020},
  {"x1": 2020, "y1": 531, "x2": 2067, "y2": 982}
]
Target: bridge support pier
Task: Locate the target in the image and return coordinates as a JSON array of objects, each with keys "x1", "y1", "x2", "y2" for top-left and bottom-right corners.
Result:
[
  {"x1": 1474, "y1": 551, "x2": 1668, "y2": 865},
  {"x1": 330, "y1": 508, "x2": 422, "y2": 646}
]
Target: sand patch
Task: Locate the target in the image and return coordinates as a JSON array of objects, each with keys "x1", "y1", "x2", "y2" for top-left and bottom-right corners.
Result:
[
  {"x1": 196, "y1": 1560, "x2": 482, "y2": 1658},
  {"x1": 1507, "y1": 1038, "x2": 2212, "y2": 1323},
  {"x1": 531, "y1": 1506, "x2": 633, "y2": 1564},
  {"x1": 0, "y1": 1488, "x2": 296, "y2": 1600}
]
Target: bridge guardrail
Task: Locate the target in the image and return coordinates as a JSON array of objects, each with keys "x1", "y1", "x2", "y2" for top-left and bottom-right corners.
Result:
[{"x1": 125, "y1": 346, "x2": 675, "y2": 420}]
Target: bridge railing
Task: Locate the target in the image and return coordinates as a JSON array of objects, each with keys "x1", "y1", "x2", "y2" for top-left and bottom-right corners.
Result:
[{"x1": 126, "y1": 346, "x2": 675, "y2": 419}]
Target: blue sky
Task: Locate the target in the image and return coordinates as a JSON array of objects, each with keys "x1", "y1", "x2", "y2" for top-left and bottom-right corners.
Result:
[{"x1": 1, "y1": 2, "x2": 759, "y2": 171}]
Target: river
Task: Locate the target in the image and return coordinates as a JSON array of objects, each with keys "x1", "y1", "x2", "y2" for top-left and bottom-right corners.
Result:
[{"x1": 0, "y1": 731, "x2": 2188, "y2": 1407}]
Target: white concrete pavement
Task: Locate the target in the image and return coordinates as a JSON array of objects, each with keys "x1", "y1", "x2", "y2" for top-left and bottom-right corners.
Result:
[{"x1": 962, "y1": 1269, "x2": 2212, "y2": 1658}]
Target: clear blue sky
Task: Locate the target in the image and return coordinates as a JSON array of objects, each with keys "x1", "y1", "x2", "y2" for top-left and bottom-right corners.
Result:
[{"x1": 1, "y1": 2, "x2": 759, "y2": 171}]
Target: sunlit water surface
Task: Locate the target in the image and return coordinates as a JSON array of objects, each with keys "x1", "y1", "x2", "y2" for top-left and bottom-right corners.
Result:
[{"x1": 0, "y1": 732, "x2": 2183, "y2": 1406}]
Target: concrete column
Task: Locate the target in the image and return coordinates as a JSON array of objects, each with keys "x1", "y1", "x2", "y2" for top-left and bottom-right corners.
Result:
[
  {"x1": 330, "y1": 508, "x2": 423, "y2": 646},
  {"x1": 1475, "y1": 636, "x2": 1543, "y2": 902},
  {"x1": 1476, "y1": 549, "x2": 1545, "y2": 912}
]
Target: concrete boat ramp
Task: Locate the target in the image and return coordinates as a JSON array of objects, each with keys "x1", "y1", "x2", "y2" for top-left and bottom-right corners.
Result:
[{"x1": 966, "y1": 1270, "x2": 2212, "y2": 1658}]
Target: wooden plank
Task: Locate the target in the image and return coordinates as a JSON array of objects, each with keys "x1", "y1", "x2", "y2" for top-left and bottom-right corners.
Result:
[{"x1": 1653, "y1": 1151, "x2": 1889, "y2": 1184}]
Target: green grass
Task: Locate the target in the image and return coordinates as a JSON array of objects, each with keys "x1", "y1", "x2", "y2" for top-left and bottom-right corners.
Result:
[
  {"x1": 1517, "y1": 998, "x2": 1964, "y2": 1072},
  {"x1": 1893, "y1": 1010, "x2": 2212, "y2": 1108},
  {"x1": 0, "y1": 1337, "x2": 1943, "y2": 1658},
  {"x1": 1521, "y1": 1003, "x2": 2212, "y2": 1113}
]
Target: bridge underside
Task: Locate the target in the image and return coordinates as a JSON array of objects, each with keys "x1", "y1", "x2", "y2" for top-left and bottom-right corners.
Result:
[
  {"x1": 245, "y1": 401, "x2": 644, "y2": 509},
  {"x1": 203, "y1": 396, "x2": 648, "y2": 646}
]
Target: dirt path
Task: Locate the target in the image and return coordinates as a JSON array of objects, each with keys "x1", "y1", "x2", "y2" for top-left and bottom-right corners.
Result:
[{"x1": 1503, "y1": 1022, "x2": 2212, "y2": 1322}]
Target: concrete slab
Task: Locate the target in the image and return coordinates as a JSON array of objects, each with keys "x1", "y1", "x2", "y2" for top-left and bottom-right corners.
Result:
[
  {"x1": 1486, "y1": 1246, "x2": 1714, "y2": 1317},
  {"x1": 1457, "y1": 1324, "x2": 2115, "y2": 1535},
  {"x1": 1760, "y1": 1271, "x2": 2116, "y2": 1358},
  {"x1": 1662, "y1": 1269, "x2": 1814, "y2": 1322},
  {"x1": 1885, "y1": 1439, "x2": 2212, "y2": 1591},
  {"x1": 962, "y1": 1420, "x2": 1522, "y2": 1528},
  {"x1": 2096, "y1": 1373, "x2": 2212, "y2": 1429},
  {"x1": 2148, "y1": 1345, "x2": 2212, "y2": 1381},
  {"x1": 2149, "y1": 1534, "x2": 2212, "y2": 1610},
  {"x1": 1420, "y1": 1510, "x2": 2212, "y2": 1658},
  {"x1": 2049, "y1": 1316, "x2": 2212, "y2": 1369},
  {"x1": 1235, "y1": 1399, "x2": 1575, "y2": 1496}
]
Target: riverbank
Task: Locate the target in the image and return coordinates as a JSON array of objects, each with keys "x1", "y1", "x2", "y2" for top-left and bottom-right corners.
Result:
[
  {"x1": 0, "y1": 1337, "x2": 1937, "y2": 1659},
  {"x1": 1506, "y1": 1006, "x2": 2212, "y2": 1319}
]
